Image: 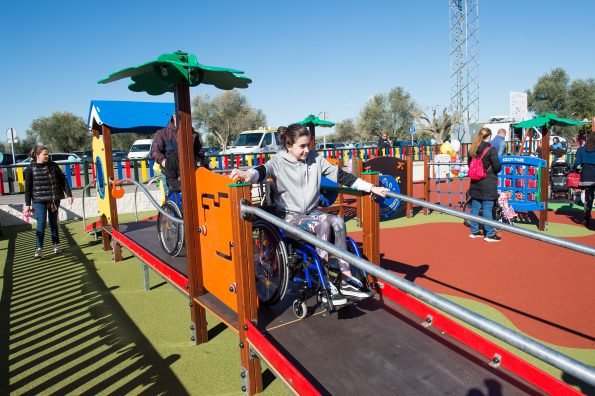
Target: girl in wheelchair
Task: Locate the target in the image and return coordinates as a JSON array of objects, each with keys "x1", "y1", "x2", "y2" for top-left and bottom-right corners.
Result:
[{"x1": 230, "y1": 124, "x2": 388, "y2": 306}]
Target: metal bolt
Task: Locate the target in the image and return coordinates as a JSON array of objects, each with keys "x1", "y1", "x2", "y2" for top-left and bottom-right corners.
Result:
[
  {"x1": 243, "y1": 324, "x2": 249, "y2": 331},
  {"x1": 185, "y1": 284, "x2": 189, "y2": 289},
  {"x1": 239, "y1": 342, "x2": 244, "y2": 349},
  {"x1": 188, "y1": 301, "x2": 193, "y2": 307},
  {"x1": 191, "y1": 336, "x2": 195, "y2": 342},
  {"x1": 190, "y1": 325, "x2": 195, "y2": 331},
  {"x1": 240, "y1": 372, "x2": 246, "y2": 378},
  {"x1": 241, "y1": 386, "x2": 247, "y2": 392}
]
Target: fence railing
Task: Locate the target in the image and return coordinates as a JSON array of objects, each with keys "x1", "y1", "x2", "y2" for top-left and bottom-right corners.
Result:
[{"x1": 0, "y1": 145, "x2": 577, "y2": 195}]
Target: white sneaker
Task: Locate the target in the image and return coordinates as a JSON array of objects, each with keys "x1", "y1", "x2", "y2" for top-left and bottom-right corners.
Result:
[
  {"x1": 321, "y1": 283, "x2": 348, "y2": 306},
  {"x1": 34, "y1": 248, "x2": 43, "y2": 259},
  {"x1": 340, "y1": 279, "x2": 374, "y2": 299},
  {"x1": 53, "y1": 244, "x2": 61, "y2": 254}
]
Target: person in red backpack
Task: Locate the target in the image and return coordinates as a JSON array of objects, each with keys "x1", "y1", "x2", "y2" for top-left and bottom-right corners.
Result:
[{"x1": 467, "y1": 127, "x2": 502, "y2": 242}]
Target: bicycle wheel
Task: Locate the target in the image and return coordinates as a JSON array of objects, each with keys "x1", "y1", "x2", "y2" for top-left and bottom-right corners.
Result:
[
  {"x1": 157, "y1": 200, "x2": 184, "y2": 256},
  {"x1": 462, "y1": 199, "x2": 502, "y2": 232},
  {"x1": 252, "y1": 220, "x2": 289, "y2": 305}
]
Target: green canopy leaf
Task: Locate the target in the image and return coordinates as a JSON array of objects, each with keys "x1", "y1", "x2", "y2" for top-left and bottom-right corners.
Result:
[
  {"x1": 296, "y1": 114, "x2": 336, "y2": 127},
  {"x1": 98, "y1": 51, "x2": 252, "y2": 95},
  {"x1": 514, "y1": 113, "x2": 585, "y2": 128}
]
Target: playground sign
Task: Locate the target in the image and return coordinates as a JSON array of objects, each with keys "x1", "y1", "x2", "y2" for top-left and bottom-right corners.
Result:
[
  {"x1": 498, "y1": 155, "x2": 546, "y2": 211},
  {"x1": 364, "y1": 156, "x2": 407, "y2": 219}
]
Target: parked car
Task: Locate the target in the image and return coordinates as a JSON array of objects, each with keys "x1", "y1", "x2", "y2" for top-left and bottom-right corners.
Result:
[
  {"x1": 316, "y1": 142, "x2": 345, "y2": 150},
  {"x1": 128, "y1": 139, "x2": 153, "y2": 160},
  {"x1": 222, "y1": 129, "x2": 281, "y2": 155},
  {"x1": 112, "y1": 150, "x2": 129, "y2": 161},
  {"x1": 1, "y1": 153, "x2": 29, "y2": 166},
  {"x1": 16, "y1": 152, "x2": 81, "y2": 166},
  {"x1": 203, "y1": 146, "x2": 221, "y2": 156}
]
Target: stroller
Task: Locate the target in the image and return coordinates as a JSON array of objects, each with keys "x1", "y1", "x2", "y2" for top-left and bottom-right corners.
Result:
[{"x1": 550, "y1": 159, "x2": 571, "y2": 200}]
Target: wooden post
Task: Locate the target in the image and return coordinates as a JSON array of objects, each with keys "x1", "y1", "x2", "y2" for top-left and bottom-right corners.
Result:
[
  {"x1": 354, "y1": 158, "x2": 363, "y2": 226},
  {"x1": 361, "y1": 172, "x2": 380, "y2": 264},
  {"x1": 102, "y1": 125, "x2": 122, "y2": 261},
  {"x1": 423, "y1": 157, "x2": 429, "y2": 215},
  {"x1": 230, "y1": 184, "x2": 263, "y2": 394},
  {"x1": 539, "y1": 126, "x2": 550, "y2": 231},
  {"x1": 175, "y1": 84, "x2": 208, "y2": 344},
  {"x1": 406, "y1": 156, "x2": 413, "y2": 218}
]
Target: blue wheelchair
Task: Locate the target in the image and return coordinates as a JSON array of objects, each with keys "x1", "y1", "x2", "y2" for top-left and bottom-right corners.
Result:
[
  {"x1": 251, "y1": 182, "x2": 370, "y2": 319},
  {"x1": 157, "y1": 191, "x2": 184, "y2": 256}
]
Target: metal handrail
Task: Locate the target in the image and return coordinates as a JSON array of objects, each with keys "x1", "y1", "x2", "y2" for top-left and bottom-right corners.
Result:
[
  {"x1": 384, "y1": 192, "x2": 595, "y2": 256},
  {"x1": 112, "y1": 178, "x2": 184, "y2": 224},
  {"x1": 240, "y1": 204, "x2": 595, "y2": 386},
  {"x1": 133, "y1": 175, "x2": 161, "y2": 222}
]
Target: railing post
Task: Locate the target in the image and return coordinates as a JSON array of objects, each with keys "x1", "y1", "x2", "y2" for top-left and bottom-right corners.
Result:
[
  {"x1": 361, "y1": 172, "x2": 380, "y2": 291},
  {"x1": 406, "y1": 156, "x2": 413, "y2": 218},
  {"x1": 231, "y1": 186, "x2": 263, "y2": 395},
  {"x1": 354, "y1": 158, "x2": 363, "y2": 226},
  {"x1": 423, "y1": 157, "x2": 429, "y2": 215}
]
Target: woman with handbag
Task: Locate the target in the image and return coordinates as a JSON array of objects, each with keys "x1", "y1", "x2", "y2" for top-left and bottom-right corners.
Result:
[
  {"x1": 24, "y1": 146, "x2": 74, "y2": 258},
  {"x1": 467, "y1": 127, "x2": 502, "y2": 242},
  {"x1": 572, "y1": 133, "x2": 595, "y2": 226}
]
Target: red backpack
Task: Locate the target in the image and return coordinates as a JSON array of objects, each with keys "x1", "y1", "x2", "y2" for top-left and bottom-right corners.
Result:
[{"x1": 468, "y1": 147, "x2": 493, "y2": 181}]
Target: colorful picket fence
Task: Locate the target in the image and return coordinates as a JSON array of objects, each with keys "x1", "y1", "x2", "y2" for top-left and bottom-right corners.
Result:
[{"x1": 0, "y1": 146, "x2": 576, "y2": 195}]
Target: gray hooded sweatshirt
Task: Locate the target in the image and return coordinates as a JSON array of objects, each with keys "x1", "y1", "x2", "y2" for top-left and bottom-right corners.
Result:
[{"x1": 260, "y1": 150, "x2": 338, "y2": 214}]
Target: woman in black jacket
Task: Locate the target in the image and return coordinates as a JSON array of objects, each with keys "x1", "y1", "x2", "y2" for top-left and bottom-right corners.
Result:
[
  {"x1": 467, "y1": 127, "x2": 502, "y2": 242},
  {"x1": 24, "y1": 146, "x2": 73, "y2": 258}
]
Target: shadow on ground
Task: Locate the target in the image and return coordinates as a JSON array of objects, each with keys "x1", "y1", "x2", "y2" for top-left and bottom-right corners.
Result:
[{"x1": 0, "y1": 221, "x2": 188, "y2": 395}]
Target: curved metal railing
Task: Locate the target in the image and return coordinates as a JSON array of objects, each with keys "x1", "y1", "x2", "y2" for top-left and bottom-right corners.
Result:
[
  {"x1": 240, "y1": 204, "x2": 595, "y2": 386},
  {"x1": 112, "y1": 178, "x2": 184, "y2": 224}
]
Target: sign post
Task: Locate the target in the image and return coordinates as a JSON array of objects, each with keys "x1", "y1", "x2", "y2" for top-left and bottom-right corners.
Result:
[
  {"x1": 6, "y1": 128, "x2": 17, "y2": 164},
  {"x1": 409, "y1": 126, "x2": 416, "y2": 144}
]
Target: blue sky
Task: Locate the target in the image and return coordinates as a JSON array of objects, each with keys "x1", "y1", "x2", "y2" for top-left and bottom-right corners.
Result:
[{"x1": 1, "y1": 0, "x2": 594, "y2": 142}]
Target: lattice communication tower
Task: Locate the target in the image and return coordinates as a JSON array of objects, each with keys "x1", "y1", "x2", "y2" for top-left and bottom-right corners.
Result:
[{"x1": 449, "y1": 0, "x2": 479, "y2": 139}]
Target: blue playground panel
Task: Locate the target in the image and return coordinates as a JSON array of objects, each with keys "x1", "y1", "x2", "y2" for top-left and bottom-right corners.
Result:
[{"x1": 498, "y1": 156, "x2": 546, "y2": 212}]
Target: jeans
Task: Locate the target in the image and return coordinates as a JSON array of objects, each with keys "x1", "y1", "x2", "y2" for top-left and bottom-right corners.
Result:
[
  {"x1": 33, "y1": 201, "x2": 60, "y2": 249},
  {"x1": 469, "y1": 198, "x2": 495, "y2": 237}
]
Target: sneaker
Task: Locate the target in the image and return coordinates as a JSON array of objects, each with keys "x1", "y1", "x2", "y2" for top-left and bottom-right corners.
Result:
[
  {"x1": 340, "y1": 278, "x2": 374, "y2": 299},
  {"x1": 53, "y1": 244, "x2": 61, "y2": 254},
  {"x1": 469, "y1": 232, "x2": 483, "y2": 238},
  {"x1": 34, "y1": 248, "x2": 43, "y2": 259},
  {"x1": 321, "y1": 283, "x2": 348, "y2": 306},
  {"x1": 484, "y1": 235, "x2": 502, "y2": 242}
]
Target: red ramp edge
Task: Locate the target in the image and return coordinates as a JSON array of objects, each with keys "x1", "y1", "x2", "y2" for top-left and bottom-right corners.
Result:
[
  {"x1": 245, "y1": 321, "x2": 320, "y2": 396},
  {"x1": 112, "y1": 229, "x2": 188, "y2": 292},
  {"x1": 379, "y1": 281, "x2": 581, "y2": 395},
  {"x1": 84, "y1": 220, "x2": 103, "y2": 233}
]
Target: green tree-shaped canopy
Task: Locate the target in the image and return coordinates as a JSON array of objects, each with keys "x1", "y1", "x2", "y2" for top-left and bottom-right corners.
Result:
[
  {"x1": 98, "y1": 51, "x2": 252, "y2": 95},
  {"x1": 514, "y1": 113, "x2": 584, "y2": 128},
  {"x1": 296, "y1": 114, "x2": 335, "y2": 127}
]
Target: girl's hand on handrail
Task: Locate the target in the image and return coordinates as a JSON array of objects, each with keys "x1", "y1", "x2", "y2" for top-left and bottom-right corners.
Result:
[
  {"x1": 229, "y1": 168, "x2": 252, "y2": 183},
  {"x1": 370, "y1": 186, "x2": 389, "y2": 197}
]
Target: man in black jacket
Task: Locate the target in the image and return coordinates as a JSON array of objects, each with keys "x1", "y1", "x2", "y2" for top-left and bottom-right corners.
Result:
[{"x1": 377, "y1": 133, "x2": 391, "y2": 152}]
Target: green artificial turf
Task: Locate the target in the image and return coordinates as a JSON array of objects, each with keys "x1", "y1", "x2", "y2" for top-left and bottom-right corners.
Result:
[{"x1": 0, "y1": 214, "x2": 286, "y2": 395}]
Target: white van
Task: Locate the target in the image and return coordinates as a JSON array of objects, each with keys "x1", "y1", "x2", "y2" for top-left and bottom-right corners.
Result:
[
  {"x1": 223, "y1": 129, "x2": 282, "y2": 155},
  {"x1": 127, "y1": 139, "x2": 153, "y2": 160}
]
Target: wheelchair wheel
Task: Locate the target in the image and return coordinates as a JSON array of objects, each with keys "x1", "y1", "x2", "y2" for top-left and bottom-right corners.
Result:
[
  {"x1": 157, "y1": 200, "x2": 184, "y2": 257},
  {"x1": 292, "y1": 300, "x2": 307, "y2": 319},
  {"x1": 252, "y1": 220, "x2": 289, "y2": 305},
  {"x1": 462, "y1": 199, "x2": 502, "y2": 232}
]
